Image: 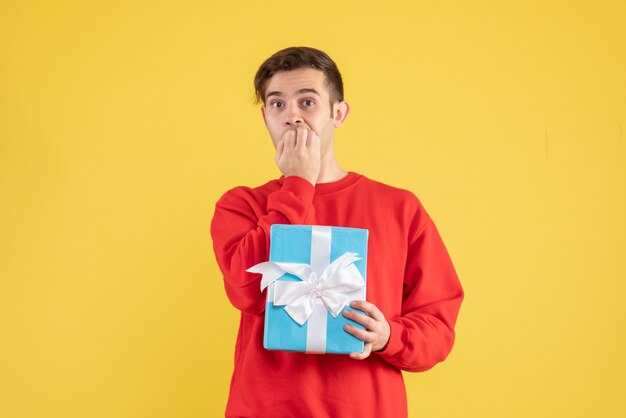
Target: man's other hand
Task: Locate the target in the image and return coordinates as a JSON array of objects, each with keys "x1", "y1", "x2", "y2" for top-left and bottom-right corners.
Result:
[
  {"x1": 342, "y1": 300, "x2": 391, "y2": 360},
  {"x1": 275, "y1": 125, "x2": 321, "y2": 186}
]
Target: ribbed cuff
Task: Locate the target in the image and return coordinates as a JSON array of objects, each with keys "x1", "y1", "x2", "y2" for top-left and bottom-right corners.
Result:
[
  {"x1": 282, "y1": 175, "x2": 315, "y2": 204},
  {"x1": 376, "y1": 319, "x2": 404, "y2": 358}
]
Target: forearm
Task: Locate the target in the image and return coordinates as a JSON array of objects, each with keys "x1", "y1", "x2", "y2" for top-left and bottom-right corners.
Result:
[
  {"x1": 211, "y1": 176, "x2": 316, "y2": 314},
  {"x1": 375, "y1": 217, "x2": 464, "y2": 372},
  {"x1": 376, "y1": 294, "x2": 463, "y2": 371}
]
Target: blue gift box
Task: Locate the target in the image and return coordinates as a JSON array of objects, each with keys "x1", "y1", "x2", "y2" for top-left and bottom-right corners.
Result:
[{"x1": 261, "y1": 224, "x2": 369, "y2": 354}]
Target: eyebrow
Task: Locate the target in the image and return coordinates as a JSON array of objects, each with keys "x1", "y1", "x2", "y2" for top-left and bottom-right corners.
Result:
[{"x1": 265, "y1": 88, "x2": 321, "y2": 100}]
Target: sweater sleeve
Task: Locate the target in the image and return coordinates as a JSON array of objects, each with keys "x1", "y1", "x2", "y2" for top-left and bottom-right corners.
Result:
[
  {"x1": 376, "y1": 205, "x2": 464, "y2": 372},
  {"x1": 210, "y1": 176, "x2": 317, "y2": 315}
]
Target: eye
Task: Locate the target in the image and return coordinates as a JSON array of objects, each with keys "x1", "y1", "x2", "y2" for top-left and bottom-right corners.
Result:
[
  {"x1": 270, "y1": 101, "x2": 284, "y2": 109},
  {"x1": 303, "y1": 99, "x2": 315, "y2": 106}
]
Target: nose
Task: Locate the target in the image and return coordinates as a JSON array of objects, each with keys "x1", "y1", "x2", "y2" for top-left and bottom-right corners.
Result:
[{"x1": 283, "y1": 108, "x2": 304, "y2": 127}]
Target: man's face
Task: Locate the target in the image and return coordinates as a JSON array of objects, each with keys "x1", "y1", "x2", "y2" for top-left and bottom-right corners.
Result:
[{"x1": 261, "y1": 68, "x2": 347, "y2": 156}]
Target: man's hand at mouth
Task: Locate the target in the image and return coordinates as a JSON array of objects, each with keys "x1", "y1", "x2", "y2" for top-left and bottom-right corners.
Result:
[{"x1": 275, "y1": 125, "x2": 321, "y2": 186}]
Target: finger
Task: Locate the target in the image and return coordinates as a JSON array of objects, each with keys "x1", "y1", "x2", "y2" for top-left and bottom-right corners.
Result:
[
  {"x1": 350, "y1": 342, "x2": 372, "y2": 360},
  {"x1": 295, "y1": 126, "x2": 308, "y2": 149},
  {"x1": 343, "y1": 323, "x2": 376, "y2": 343},
  {"x1": 342, "y1": 308, "x2": 376, "y2": 330},
  {"x1": 282, "y1": 129, "x2": 296, "y2": 149},
  {"x1": 306, "y1": 129, "x2": 320, "y2": 149},
  {"x1": 300, "y1": 119, "x2": 319, "y2": 137},
  {"x1": 350, "y1": 300, "x2": 384, "y2": 321}
]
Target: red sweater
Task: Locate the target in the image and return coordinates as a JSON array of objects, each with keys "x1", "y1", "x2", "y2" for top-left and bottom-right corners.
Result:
[{"x1": 210, "y1": 172, "x2": 464, "y2": 418}]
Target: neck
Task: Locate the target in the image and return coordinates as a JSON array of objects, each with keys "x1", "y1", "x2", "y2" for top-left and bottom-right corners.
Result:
[{"x1": 316, "y1": 146, "x2": 348, "y2": 184}]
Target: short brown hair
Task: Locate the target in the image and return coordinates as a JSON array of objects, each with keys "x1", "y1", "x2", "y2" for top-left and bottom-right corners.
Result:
[{"x1": 253, "y1": 46, "x2": 344, "y2": 111}]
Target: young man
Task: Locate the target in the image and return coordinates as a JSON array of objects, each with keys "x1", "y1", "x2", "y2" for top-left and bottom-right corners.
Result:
[{"x1": 211, "y1": 46, "x2": 464, "y2": 418}]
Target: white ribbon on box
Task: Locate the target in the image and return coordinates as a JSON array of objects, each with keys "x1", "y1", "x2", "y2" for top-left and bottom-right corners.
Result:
[{"x1": 246, "y1": 225, "x2": 366, "y2": 353}]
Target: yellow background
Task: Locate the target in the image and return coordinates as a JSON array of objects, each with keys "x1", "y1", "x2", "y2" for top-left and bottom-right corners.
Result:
[{"x1": 1, "y1": 0, "x2": 624, "y2": 417}]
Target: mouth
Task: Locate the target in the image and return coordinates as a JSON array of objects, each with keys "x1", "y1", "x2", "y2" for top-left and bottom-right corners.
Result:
[{"x1": 285, "y1": 125, "x2": 318, "y2": 137}]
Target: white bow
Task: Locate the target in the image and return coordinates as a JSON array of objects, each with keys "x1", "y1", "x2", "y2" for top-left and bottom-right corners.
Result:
[{"x1": 246, "y1": 252, "x2": 365, "y2": 325}]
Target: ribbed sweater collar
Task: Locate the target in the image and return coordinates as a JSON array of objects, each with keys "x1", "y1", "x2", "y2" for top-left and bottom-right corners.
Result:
[{"x1": 278, "y1": 171, "x2": 363, "y2": 195}]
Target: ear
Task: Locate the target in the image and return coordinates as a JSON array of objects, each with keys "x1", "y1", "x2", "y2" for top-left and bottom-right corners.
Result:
[
  {"x1": 332, "y1": 101, "x2": 350, "y2": 128},
  {"x1": 261, "y1": 105, "x2": 268, "y2": 127}
]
